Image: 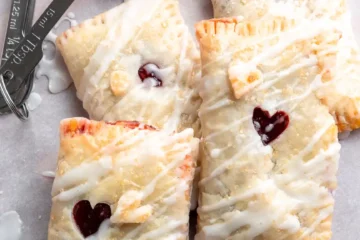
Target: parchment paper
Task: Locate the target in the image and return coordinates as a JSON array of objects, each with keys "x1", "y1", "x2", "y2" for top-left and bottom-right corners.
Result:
[{"x1": 0, "y1": 0, "x2": 359, "y2": 239}]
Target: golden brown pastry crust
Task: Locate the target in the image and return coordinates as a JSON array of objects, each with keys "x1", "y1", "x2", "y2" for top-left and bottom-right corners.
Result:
[{"x1": 195, "y1": 17, "x2": 339, "y2": 240}]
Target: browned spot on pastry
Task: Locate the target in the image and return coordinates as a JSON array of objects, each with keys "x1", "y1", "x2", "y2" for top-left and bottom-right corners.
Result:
[
  {"x1": 196, "y1": 17, "x2": 295, "y2": 40},
  {"x1": 61, "y1": 118, "x2": 156, "y2": 137},
  {"x1": 105, "y1": 120, "x2": 157, "y2": 131},
  {"x1": 61, "y1": 118, "x2": 101, "y2": 136}
]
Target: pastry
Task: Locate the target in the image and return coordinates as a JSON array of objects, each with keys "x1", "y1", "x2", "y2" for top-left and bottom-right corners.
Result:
[
  {"x1": 210, "y1": 0, "x2": 360, "y2": 132},
  {"x1": 48, "y1": 118, "x2": 199, "y2": 239},
  {"x1": 211, "y1": 0, "x2": 346, "y2": 19},
  {"x1": 195, "y1": 17, "x2": 340, "y2": 239},
  {"x1": 56, "y1": 0, "x2": 201, "y2": 135}
]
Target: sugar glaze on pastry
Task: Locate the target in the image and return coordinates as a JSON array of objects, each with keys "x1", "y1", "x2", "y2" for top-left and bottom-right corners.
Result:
[
  {"x1": 48, "y1": 118, "x2": 199, "y2": 239},
  {"x1": 196, "y1": 16, "x2": 341, "y2": 239},
  {"x1": 56, "y1": 0, "x2": 201, "y2": 135},
  {"x1": 211, "y1": 0, "x2": 360, "y2": 132}
]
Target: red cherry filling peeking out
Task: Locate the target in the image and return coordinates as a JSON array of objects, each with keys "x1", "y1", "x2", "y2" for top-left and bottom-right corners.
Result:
[
  {"x1": 138, "y1": 63, "x2": 163, "y2": 87},
  {"x1": 73, "y1": 200, "x2": 111, "y2": 238},
  {"x1": 252, "y1": 107, "x2": 290, "y2": 146}
]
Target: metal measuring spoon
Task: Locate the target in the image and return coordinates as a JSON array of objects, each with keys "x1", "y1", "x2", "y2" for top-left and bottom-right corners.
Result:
[{"x1": 0, "y1": 0, "x2": 74, "y2": 120}]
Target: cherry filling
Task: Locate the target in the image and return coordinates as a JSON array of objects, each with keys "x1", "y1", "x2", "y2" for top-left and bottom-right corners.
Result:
[
  {"x1": 73, "y1": 200, "x2": 111, "y2": 238},
  {"x1": 138, "y1": 63, "x2": 163, "y2": 87},
  {"x1": 252, "y1": 107, "x2": 290, "y2": 146}
]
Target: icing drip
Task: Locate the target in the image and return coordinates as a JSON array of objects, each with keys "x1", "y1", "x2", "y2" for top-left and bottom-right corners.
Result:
[
  {"x1": 138, "y1": 63, "x2": 163, "y2": 87},
  {"x1": 36, "y1": 12, "x2": 77, "y2": 94},
  {"x1": 26, "y1": 92, "x2": 42, "y2": 111},
  {"x1": 41, "y1": 171, "x2": 55, "y2": 178},
  {"x1": 0, "y1": 211, "x2": 22, "y2": 240},
  {"x1": 52, "y1": 156, "x2": 113, "y2": 201},
  {"x1": 85, "y1": 220, "x2": 111, "y2": 240}
]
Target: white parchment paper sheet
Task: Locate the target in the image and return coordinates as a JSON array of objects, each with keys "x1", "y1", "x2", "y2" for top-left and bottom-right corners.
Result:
[{"x1": 0, "y1": 0, "x2": 359, "y2": 239}]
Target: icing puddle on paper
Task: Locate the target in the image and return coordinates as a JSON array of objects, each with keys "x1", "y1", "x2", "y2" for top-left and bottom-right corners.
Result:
[
  {"x1": 0, "y1": 211, "x2": 23, "y2": 240},
  {"x1": 26, "y1": 92, "x2": 42, "y2": 111},
  {"x1": 41, "y1": 171, "x2": 56, "y2": 178},
  {"x1": 36, "y1": 12, "x2": 78, "y2": 94},
  {"x1": 27, "y1": 12, "x2": 78, "y2": 112}
]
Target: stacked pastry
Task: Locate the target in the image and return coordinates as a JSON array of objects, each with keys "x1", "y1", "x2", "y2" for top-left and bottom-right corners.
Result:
[{"x1": 48, "y1": 0, "x2": 360, "y2": 239}]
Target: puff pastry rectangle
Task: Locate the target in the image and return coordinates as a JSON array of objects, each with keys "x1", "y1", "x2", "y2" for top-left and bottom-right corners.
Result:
[
  {"x1": 56, "y1": 0, "x2": 201, "y2": 135},
  {"x1": 195, "y1": 17, "x2": 340, "y2": 240},
  {"x1": 48, "y1": 118, "x2": 199, "y2": 240}
]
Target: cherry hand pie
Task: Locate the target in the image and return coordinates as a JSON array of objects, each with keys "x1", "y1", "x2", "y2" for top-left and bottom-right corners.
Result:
[
  {"x1": 56, "y1": 0, "x2": 201, "y2": 134},
  {"x1": 48, "y1": 118, "x2": 199, "y2": 239},
  {"x1": 195, "y1": 17, "x2": 340, "y2": 239},
  {"x1": 210, "y1": 0, "x2": 360, "y2": 132}
]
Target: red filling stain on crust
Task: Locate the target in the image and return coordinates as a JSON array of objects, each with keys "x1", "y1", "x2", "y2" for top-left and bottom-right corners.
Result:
[
  {"x1": 138, "y1": 63, "x2": 163, "y2": 87},
  {"x1": 252, "y1": 107, "x2": 290, "y2": 145},
  {"x1": 105, "y1": 121, "x2": 157, "y2": 130},
  {"x1": 63, "y1": 119, "x2": 157, "y2": 136},
  {"x1": 73, "y1": 200, "x2": 111, "y2": 238}
]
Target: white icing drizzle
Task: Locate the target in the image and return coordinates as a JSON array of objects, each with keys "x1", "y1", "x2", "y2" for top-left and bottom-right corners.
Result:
[
  {"x1": 138, "y1": 219, "x2": 187, "y2": 240},
  {"x1": 52, "y1": 156, "x2": 113, "y2": 201},
  {"x1": 162, "y1": 26, "x2": 194, "y2": 133},
  {"x1": 86, "y1": 220, "x2": 111, "y2": 240},
  {"x1": 80, "y1": 0, "x2": 162, "y2": 106},
  {"x1": 0, "y1": 211, "x2": 22, "y2": 240},
  {"x1": 41, "y1": 171, "x2": 56, "y2": 178},
  {"x1": 197, "y1": 15, "x2": 341, "y2": 239},
  {"x1": 199, "y1": 141, "x2": 266, "y2": 186},
  {"x1": 36, "y1": 12, "x2": 77, "y2": 94}
]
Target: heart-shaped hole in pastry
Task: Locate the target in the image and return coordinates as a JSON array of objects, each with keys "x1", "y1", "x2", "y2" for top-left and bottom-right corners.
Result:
[
  {"x1": 73, "y1": 200, "x2": 111, "y2": 238},
  {"x1": 138, "y1": 63, "x2": 163, "y2": 87},
  {"x1": 252, "y1": 107, "x2": 290, "y2": 145}
]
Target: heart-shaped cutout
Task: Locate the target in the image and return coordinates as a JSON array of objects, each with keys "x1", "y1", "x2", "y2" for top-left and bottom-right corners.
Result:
[
  {"x1": 138, "y1": 63, "x2": 163, "y2": 87},
  {"x1": 73, "y1": 200, "x2": 111, "y2": 238},
  {"x1": 252, "y1": 107, "x2": 290, "y2": 145}
]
